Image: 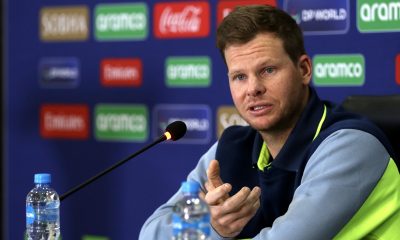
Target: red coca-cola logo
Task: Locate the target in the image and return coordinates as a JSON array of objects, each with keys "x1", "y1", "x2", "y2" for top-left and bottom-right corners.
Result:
[
  {"x1": 154, "y1": 2, "x2": 210, "y2": 38},
  {"x1": 396, "y1": 54, "x2": 400, "y2": 85},
  {"x1": 217, "y1": 0, "x2": 277, "y2": 25}
]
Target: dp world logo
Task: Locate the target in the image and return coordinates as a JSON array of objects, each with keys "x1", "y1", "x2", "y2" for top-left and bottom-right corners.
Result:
[
  {"x1": 357, "y1": 0, "x2": 400, "y2": 32},
  {"x1": 284, "y1": 0, "x2": 349, "y2": 35},
  {"x1": 313, "y1": 54, "x2": 365, "y2": 86}
]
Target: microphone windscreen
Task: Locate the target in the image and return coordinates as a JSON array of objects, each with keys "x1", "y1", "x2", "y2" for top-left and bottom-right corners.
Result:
[{"x1": 165, "y1": 121, "x2": 187, "y2": 141}]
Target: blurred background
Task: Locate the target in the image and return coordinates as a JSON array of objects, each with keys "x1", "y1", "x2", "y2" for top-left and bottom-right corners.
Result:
[{"x1": 2, "y1": 0, "x2": 400, "y2": 239}]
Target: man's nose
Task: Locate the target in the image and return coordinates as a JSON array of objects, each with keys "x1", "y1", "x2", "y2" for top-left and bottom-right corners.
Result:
[{"x1": 247, "y1": 76, "x2": 266, "y2": 97}]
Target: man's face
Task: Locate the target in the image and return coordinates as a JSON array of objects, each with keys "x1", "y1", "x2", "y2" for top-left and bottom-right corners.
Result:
[{"x1": 224, "y1": 33, "x2": 311, "y2": 134}]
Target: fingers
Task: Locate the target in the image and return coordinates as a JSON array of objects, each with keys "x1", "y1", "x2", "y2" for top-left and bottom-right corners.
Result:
[
  {"x1": 208, "y1": 186, "x2": 261, "y2": 238},
  {"x1": 207, "y1": 160, "x2": 224, "y2": 188},
  {"x1": 218, "y1": 187, "x2": 260, "y2": 222},
  {"x1": 221, "y1": 186, "x2": 260, "y2": 215},
  {"x1": 203, "y1": 159, "x2": 262, "y2": 238},
  {"x1": 205, "y1": 183, "x2": 232, "y2": 205},
  {"x1": 204, "y1": 160, "x2": 230, "y2": 204}
]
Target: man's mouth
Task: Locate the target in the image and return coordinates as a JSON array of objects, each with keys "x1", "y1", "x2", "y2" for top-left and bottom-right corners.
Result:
[{"x1": 251, "y1": 105, "x2": 266, "y2": 111}]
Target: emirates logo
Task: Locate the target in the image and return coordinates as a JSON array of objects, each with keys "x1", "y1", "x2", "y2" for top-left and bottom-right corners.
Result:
[{"x1": 154, "y1": 2, "x2": 209, "y2": 38}]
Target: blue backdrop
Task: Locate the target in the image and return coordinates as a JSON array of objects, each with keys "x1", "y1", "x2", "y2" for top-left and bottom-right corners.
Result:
[{"x1": 4, "y1": 0, "x2": 400, "y2": 239}]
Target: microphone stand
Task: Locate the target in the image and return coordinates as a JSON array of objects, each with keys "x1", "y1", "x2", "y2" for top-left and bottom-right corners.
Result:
[{"x1": 60, "y1": 134, "x2": 167, "y2": 201}]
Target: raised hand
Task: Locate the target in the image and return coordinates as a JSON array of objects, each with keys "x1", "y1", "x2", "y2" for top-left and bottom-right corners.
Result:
[{"x1": 202, "y1": 160, "x2": 261, "y2": 237}]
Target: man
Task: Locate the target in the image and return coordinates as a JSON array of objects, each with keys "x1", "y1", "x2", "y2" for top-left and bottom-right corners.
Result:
[{"x1": 140, "y1": 5, "x2": 400, "y2": 239}]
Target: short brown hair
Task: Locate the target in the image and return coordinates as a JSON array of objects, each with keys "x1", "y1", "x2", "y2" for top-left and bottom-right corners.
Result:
[{"x1": 216, "y1": 5, "x2": 306, "y2": 64}]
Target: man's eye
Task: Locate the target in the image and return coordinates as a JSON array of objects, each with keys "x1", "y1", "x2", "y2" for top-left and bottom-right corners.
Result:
[
  {"x1": 263, "y1": 67, "x2": 275, "y2": 75},
  {"x1": 233, "y1": 74, "x2": 246, "y2": 81}
]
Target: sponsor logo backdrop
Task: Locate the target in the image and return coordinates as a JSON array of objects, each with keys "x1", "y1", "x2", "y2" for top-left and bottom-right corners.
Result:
[{"x1": 4, "y1": 0, "x2": 400, "y2": 239}]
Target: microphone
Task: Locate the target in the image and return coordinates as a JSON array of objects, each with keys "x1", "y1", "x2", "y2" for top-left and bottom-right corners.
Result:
[{"x1": 60, "y1": 120, "x2": 187, "y2": 201}]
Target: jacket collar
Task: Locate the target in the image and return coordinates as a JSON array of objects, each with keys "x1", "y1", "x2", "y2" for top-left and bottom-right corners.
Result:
[{"x1": 251, "y1": 87, "x2": 326, "y2": 172}]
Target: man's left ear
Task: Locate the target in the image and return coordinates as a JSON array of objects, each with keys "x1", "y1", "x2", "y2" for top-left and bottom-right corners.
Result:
[{"x1": 298, "y1": 55, "x2": 312, "y2": 84}]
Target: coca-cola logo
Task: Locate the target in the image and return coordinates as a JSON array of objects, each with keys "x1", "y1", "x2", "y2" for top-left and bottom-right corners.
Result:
[
  {"x1": 154, "y1": 2, "x2": 210, "y2": 38},
  {"x1": 160, "y1": 6, "x2": 202, "y2": 33}
]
